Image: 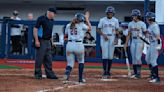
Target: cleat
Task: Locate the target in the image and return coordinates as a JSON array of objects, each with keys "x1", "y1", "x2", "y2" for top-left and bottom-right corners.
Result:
[
  {"x1": 146, "y1": 75, "x2": 154, "y2": 80},
  {"x1": 102, "y1": 76, "x2": 108, "y2": 79},
  {"x1": 63, "y1": 75, "x2": 69, "y2": 81},
  {"x1": 63, "y1": 75, "x2": 69, "y2": 84},
  {"x1": 47, "y1": 75, "x2": 58, "y2": 79},
  {"x1": 79, "y1": 78, "x2": 86, "y2": 83},
  {"x1": 130, "y1": 74, "x2": 140, "y2": 79},
  {"x1": 63, "y1": 80, "x2": 69, "y2": 84},
  {"x1": 149, "y1": 78, "x2": 160, "y2": 83}
]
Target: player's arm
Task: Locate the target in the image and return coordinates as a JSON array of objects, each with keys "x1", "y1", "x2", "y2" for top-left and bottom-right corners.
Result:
[
  {"x1": 156, "y1": 33, "x2": 161, "y2": 50},
  {"x1": 33, "y1": 27, "x2": 40, "y2": 47},
  {"x1": 64, "y1": 24, "x2": 69, "y2": 41},
  {"x1": 124, "y1": 29, "x2": 131, "y2": 50},
  {"x1": 33, "y1": 17, "x2": 42, "y2": 48},
  {"x1": 96, "y1": 19, "x2": 108, "y2": 41},
  {"x1": 115, "y1": 19, "x2": 120, "y2": 35},
  {"x1": 154, "y1": 26, "x2": 161, "y2": 44},
  {"x1": 97, "y1": 28, "x2": 108, "y2": 41},
  {"x1": 141, "y1": 22, "x2": 148, "y2": 37},
  {"x1": 85, "y1": 11, "x2": 91, "y2": 32}
]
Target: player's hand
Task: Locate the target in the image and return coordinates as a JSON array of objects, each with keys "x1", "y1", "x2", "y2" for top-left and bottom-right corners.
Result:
[
  {"x1": 52, "y1": 43, "x2": 56, "y2": 48},
  {"x1": 85, "y1": 11, "x2": 90, "y2": 20},
  {"x1": 35, "y1": 40, "x2": 40, "y2": 48},
  {"x1": 102, "y1": 34, "x2": 109, "y2": 41}
]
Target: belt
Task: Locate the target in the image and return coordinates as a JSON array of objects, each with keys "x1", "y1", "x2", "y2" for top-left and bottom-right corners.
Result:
[
  {"x1": 11, "y1": 25, "x2": 20, "y2": 28},
  {"x1": 132, "y1": 37, "x2": 139, "y2": 39},
  {"x1": 106, "y1": 34, "x2": 113, "y2": 36},
  {"x1": 150, "y1": 40, "x2": 156, "y2": 43},
  {"x1": 68, "y1": 40, "x2": 82, "y2": 42},
  {"x1": 39, "y1": 38, "x2": 51, "y2": 41}
]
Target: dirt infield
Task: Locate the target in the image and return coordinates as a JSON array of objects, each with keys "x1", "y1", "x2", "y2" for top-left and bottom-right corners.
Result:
[{"x1": 0, "y1": 69, "x2": 164, "y2": 92}]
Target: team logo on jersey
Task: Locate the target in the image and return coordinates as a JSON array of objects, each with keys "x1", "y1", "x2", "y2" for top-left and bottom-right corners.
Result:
[{"x1": 104, "y1": 24, "x2": 113, "y2": 28}]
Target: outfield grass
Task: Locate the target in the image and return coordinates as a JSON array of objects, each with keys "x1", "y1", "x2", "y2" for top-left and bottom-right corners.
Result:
[{"x1": 0, "y1": 65, "x2": 22, "y2": 69}]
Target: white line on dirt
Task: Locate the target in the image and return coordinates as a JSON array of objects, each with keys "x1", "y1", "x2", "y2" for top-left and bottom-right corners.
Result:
[{"x1": 37, "y1": 81, "x2": 85, "y2": 92}]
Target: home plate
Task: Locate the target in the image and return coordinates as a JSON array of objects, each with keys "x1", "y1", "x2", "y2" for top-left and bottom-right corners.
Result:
[{"x1": 100, "y1": 78, "x2": 118, "y2": 81}]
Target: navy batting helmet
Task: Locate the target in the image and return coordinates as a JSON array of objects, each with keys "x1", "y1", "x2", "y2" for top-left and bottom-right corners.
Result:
[
  {"x1": 146, "y1": 12, "x2": 155, "y2": 19},
  {"x1": 105, "y1": 6, "x2": 115, "y2": 14},
  {"x1": 75, "y1": 13, "x2": 85, "y2": 22},
  {"x1": 131, "y1": 9, "x2": 141, "y2": 16}
]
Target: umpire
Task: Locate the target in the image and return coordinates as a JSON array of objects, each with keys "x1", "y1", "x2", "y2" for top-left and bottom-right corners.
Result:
[{"x1": 33, "y1": 8, "x2": 58, "y2": 79}]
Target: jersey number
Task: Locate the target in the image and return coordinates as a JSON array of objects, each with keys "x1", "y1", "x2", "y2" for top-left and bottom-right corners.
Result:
[{"x1": 71, "y1": 28, "x2": 77, "y2": 35}]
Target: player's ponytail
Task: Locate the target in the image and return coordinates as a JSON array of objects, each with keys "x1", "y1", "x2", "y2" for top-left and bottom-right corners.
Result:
[{"x1": 70, "y1": 18, "x2": 76, "y2": 28}]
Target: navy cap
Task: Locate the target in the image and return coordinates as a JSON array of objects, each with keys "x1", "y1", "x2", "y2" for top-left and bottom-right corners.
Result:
[
  {"x1": 48, "y1": 8, "x2": 57, "y2": 14},
  {"x1": 13, "y1": 10, "x2": 19, "y2": 16}
]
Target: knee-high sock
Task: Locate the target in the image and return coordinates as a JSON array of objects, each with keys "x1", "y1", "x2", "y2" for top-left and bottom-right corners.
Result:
[
  {"x1": 79, "y1": 63, "x2": 84, "y2": 82},
  {"x1": 149, "y1": 64, "x2": 153, "y2": 77},
  {"x1": 102, "y1": 59, "x2": 108, "y2": 75},
  {"x1": 153, "y1": 65, "x2": 159, "y2": 79},
  {"x1": 65, "y1": 66, "x2": 72, "y2": 80},
  {"x1": 107, "y1": 59, "x2": 112, "y2": 75},
  {"x1": 136, "y1": 65, "x2": 141, "y2": 76},
  {"x1": 133, "y1": 65, "x2": 137, "y2": 75}
]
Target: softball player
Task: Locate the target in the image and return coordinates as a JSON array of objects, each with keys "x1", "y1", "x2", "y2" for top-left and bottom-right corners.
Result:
[
  {"x1": 124, "y1": 9, "x2": 147, "y2": 79},
  {"x1": 97, "y1": 6, "x2": 119, "y2": 79},
  {"x1": 145, "y1": 12, "x2": 161, "y2": 83},
  {"x1": 64, "y1": 11, "x2": 91, "y2": 83}
]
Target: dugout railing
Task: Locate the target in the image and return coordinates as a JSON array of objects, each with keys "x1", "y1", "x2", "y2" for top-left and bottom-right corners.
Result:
[{"x1": 0, "y1": 19, "x2": 164, "y2": 65}]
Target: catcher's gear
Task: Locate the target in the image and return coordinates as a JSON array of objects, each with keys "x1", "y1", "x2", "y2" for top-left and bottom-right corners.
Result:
[
  {"x1": 146, "y1": 12, "x2": 155, "y2": 19},
  {"x1": 75, "y1": 13, "x2": 85, "y2": 22},
  {"x1": 131, "y1": 9, "x2": 141, "y2": 16},
  {"x1": 105, "y1": 6, "x2": 115, "y2": 14}
]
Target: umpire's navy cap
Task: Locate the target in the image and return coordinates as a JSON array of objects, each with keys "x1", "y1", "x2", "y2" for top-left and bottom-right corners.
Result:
[{"x1": 48, "y1": 8, "x2": 57, "y2": 14}]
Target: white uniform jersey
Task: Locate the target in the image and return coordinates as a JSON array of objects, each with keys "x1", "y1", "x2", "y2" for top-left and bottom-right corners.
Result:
[
  {"x1": 98, "y1": 17, "x2": 119, "y2": 35},
  {"x1": 147, "y1": 23, "x2": 160, "y2": 42},
  {"x1": 10, "y1": 17, "x2": 21, "y2": 36},
  {"x1": 65, "y1": 22, "x2": 88, "y2": 41},
  {"x1": 128, "y1": 21, "x2": 147, "y2": 38},
  {"x1": 98, "y1": 16, "x2": 119, "y2": 59}
]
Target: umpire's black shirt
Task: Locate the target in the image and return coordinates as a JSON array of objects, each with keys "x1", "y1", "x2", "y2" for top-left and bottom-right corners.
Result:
[{"x1": 35, "y1": 15, "x2": 54, "y2": 40}]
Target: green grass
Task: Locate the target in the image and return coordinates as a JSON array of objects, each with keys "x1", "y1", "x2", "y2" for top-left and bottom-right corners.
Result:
[
  {"x1": 0, "y1": 65, "x2": 22, "y2": 69},
  {"x1": 85, "y1": 66, "x2": 164, "y2": 71}
]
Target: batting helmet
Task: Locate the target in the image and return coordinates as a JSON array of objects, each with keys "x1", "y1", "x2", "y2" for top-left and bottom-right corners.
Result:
[
  {"x1": 146, "y1": 12, "x2": 155, "y2": 19},
  {"x1": 131, "y1": 9, "x2": 141, "y2": 16},
  {"x1": 105, "y1": 6, "x2": 115, "y2": 14},
  {"x1": 75, "y1": 13, "x2": 85, "y2": 22}
]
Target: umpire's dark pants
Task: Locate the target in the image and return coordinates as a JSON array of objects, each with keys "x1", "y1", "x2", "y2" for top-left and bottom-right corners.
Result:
[{"x1": 34, "y1": 39, "x2": 55, "y2": 78}]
